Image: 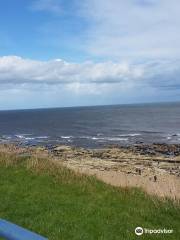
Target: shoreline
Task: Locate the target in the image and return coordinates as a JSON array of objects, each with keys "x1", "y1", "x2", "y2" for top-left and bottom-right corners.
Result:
[
  {"x1": 0, "y1": 142, "x2": 180, "y2": 199},
  {"x1": 1, "y1": 131, "x2": 180, "y2": 149}
]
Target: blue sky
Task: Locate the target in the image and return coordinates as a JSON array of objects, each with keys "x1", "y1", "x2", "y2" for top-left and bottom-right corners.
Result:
[
  {"x1": 0, "y1": 0, "x2": 180, "y2": 110},
  {"x1": 0, "y1": 0, "x2": 88, "y2": 61}
]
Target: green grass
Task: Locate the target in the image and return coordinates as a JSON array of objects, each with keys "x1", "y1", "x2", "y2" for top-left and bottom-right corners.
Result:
[{"x1": 0, "y1": 153, "x2": 179, "y2": 239}]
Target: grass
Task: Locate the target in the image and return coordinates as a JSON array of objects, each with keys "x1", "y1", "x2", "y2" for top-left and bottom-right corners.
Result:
[{"x1": 0, "y1": 152, "x2": 179, "y2": 239}]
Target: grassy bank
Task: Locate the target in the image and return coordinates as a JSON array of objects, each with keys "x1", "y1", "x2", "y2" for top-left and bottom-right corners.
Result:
[{"x1": 0, "y1": 152, "x2": 179, "y2": 239}]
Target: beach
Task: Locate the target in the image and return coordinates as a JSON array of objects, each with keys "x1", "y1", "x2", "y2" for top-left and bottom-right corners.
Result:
[{"x1": 1, "y1": 142, "x2": 179, "y2": 200}]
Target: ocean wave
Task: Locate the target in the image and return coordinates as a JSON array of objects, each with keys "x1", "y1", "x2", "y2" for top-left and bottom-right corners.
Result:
[
  {"x1": 61, "y1": 136, "x2": 73, "y2": 139},
  {"x1": 78, "y1": 135, "x2": 128, "y2": 141},
  {"x1": 78, "y1": 136, "x2": 91, "y2": 139},
  {"x1": 118, "y1": 133, "x2": 141, "y2": 137},
  {"x1": 91, "y1": 136, "x2": 128, "y2": 141},
  {"x1": 167, "y1": 136, "x2": 172, "y2": 140},
  {"x1": 35, "y1": 136, "x2": 49, "y2": 139},
  {"x1": 24, "y1": 137, "x2": 35, "y2": 140},
  {"x1": 6, "y1": 134, "x2": 49, "y2": 141},
  {"x1": 15, "y1": 135, "x2": 26, "y2": 139},
  {"x1": 2, "y1": 135, "x2": 13, "y2": 140},
  {"x1": 15, "y1": 134, "x2": 36, "y2": 140},
  {"x1": 166, "y1": 133, "x2": 180, "y2": 139}
]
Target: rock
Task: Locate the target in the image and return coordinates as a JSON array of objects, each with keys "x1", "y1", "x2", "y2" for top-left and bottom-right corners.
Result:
[
  {"x1": 91, "y1": 151, "x2": 104, "y2": 158},
  {"x1": 45, "y1": 144, "x2": 56, "y2": 150},
  {"x1": 128, "y1": 143, "x2": 180, "y2": 156},
  {"x1": 53, "y1": 145, "x2": 72, "y2": 152}
]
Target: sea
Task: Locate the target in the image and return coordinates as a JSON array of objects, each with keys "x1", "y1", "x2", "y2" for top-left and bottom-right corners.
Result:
[{"x1": 0, "y1": 102, "x2": 180, "y2": 148}]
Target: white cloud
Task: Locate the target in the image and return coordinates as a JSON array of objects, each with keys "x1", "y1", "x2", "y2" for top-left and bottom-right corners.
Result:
[
  {"x1": 0, "y1": 56, "x2": 144, "y2": 88},
  {"x1": 30, "y1": 1, "x2": 180, "y2": 61},
  {"x1": 0, "y1": 56, "x2": 180, "y2": 94},
  {"x1": 79, "y1": 0, "x2": 180, "y2": 60}
]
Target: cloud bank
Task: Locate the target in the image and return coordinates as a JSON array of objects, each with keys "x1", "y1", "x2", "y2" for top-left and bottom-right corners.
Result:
[
  {"x1": 0, "y1": 56, "x2": 180, "y2": 90},
  {"x1": 0, "y1": 55, "x2": 179, "y2": 109},
  {"x1": 0, "y1": 56, "x2": 143, "y2": 85}
]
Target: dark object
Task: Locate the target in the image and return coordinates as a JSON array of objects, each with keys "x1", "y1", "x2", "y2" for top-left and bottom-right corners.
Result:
[
  {"x1": 154, "y1": 175, "x2": 157, "y2": 182},
  {"x1": 135, "y1": 168, "x2": 142, "y2": 175}
]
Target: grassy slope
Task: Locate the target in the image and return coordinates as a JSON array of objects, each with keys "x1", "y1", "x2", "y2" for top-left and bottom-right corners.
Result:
[{"x1": 0, "y1": 154, "x2": 179, "y2": 240}]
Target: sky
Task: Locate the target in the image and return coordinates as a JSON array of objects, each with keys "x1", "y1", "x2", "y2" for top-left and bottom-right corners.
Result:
[{"x1": 0, "y1": 0, "x2": 180, "y2": 110}]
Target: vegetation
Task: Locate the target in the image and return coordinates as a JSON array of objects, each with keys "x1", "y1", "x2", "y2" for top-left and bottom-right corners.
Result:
[{"x1": 0, "y1": 152, "x2": 179, "y2": 240}]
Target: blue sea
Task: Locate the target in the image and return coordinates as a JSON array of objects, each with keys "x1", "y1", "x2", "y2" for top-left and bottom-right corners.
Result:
[{"x1": 0, "y1": 102, "x2": 180, "y2": 148}]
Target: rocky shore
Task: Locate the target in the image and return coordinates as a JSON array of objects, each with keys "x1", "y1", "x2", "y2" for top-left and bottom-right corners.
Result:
[
  {"x1": 46, "y1": 143, "x2": 180, "y2": 176},
  {"x1": 0, "y1": 143, "x2": 180, "y2": 199}
]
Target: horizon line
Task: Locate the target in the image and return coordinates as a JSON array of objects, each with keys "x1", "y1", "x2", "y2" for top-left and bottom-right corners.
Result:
[{"x1": 0, "y1": 100, "x2": 180, "y2": 112}]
